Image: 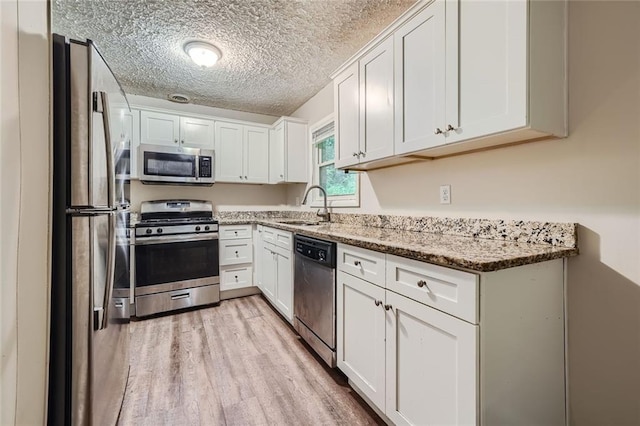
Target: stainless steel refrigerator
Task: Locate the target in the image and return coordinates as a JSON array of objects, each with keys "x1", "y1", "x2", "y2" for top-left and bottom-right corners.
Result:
[{"x1": 50, "y1": 34, "x2": 130, "y2": 426}]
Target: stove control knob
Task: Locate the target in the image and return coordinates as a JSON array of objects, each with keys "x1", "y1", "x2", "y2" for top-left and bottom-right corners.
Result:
[
  {"x1": 157, "y1": 228, "x2": 163, "y2": 234},
  {"x1": 195, "y1": 226, "x2": 201, "y2": 231},
  {"x1": 145, "y1": 229, "x2": 152, "y2": 234},
  {"x1": 204, "y1": 226, "x2": 210, "y2": 231}
]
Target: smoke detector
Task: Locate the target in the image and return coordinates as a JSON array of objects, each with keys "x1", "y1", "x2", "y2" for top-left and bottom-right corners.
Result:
[{"x1": 168, "y1": 93, "x2": 190, "y2": 104}]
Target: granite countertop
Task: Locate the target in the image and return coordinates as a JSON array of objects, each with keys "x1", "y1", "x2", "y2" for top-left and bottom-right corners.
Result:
[{"x1": 217, "y1": 216, "x2": 578, "y2": 273}]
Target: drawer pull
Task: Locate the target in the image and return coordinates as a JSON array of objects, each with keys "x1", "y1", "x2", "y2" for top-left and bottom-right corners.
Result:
[
  {"x1": 354, "y1": 260, "x2": 361, "y2": 267},
  {"x1": 384, "y1": 304, "x2": 392, "y2": 311},
  {"x1": 417, "y1": 280, "x2": 427, "y2": 287},
  {"x1": 114, "y1": 301, "x2": 124, "y2": 308},
  {"x1": 374, "y1": 300, "x2": 382, "y2": 307},
  {"x1": 235, "y1": 275, "x2": 238, "y2": 281},
  {"x1": 235, "y1": 251, "x2": 239, "y2": 256},
  {"x1": 171, "y1": 293, "x2": 190, "y2": 300}
]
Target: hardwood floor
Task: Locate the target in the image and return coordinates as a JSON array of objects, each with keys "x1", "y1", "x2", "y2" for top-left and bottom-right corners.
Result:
[{"x1": 118, "y1": 295, "x2": 384, "y2": 425}]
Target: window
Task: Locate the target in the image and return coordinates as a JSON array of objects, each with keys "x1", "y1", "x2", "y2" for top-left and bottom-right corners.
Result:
[{"x1": 310, "y1": 115, "x2": 359, "y2": 207}]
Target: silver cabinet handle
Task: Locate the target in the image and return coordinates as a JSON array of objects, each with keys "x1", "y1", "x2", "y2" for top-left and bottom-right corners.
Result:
[
  {"x1": 280, "y1": 174, "x2": 283, "y2": 178},
  {"x1": 235, "y1": 275, "x2": 239, "y2": 280},
  {"x1": 235, "y1": 250, "x2": 239, "y2": 256},
  {"x1": 384, "y1": 304, "x2": 392, "y2": 311},
  {"x1": 239, "y1": 175, "x2": 243, "y2": 179},
  {"x1": 446, "y1": 124, "x2": 457, "y2": 131},
  {"x1": 171, "y1": 293, "x2": 190, "y2": 300},
  {"x1": 181, "y1": 140, "x2": 185, "y2": 144},
  {"x1": 244, "y1": 176, "x2": 247, "y2": 179},
  {"x1": 359, "y1": 151, "x2": 365, "y2": 157},
  {"x1": 354, "y1": 260, "x2": 361, "y2": 266},
  {"x1": 353, "y1": 152, "x2": 359, "y2": 157},
  {"x1": 174, "y1": 139, "x2": 178, "y2": 144},
  {"x1": 374, "y1": 300, "x2": 382, "y2": 306},
  {"x1": 434, "y1": 128, "x2": 443, "y2": 135},
  {"x1": 417, "y1": 280, "x2": 427, "y2": 287}
]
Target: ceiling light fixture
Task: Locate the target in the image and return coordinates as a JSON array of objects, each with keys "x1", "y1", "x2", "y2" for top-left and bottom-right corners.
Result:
[{"x1": 184, "y1": 41, "x2": 222, "y2": 68}]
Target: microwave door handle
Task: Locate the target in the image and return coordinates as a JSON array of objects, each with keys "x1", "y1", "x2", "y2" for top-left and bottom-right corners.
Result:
[
  {"x1": 95, "y1": 91, "x2": 115, "y2": 208},
  {"x1": 195, "y1": 154, "x2": 199, "y2": 181}
]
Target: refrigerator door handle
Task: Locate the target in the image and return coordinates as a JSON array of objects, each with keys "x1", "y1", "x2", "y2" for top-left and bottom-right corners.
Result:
[
  {"x1": 95, "y1": 211, "x2": 116, "y2": 330},
  {"x1": 94, "y1": 91, "x2": 115, "y2": 208}
]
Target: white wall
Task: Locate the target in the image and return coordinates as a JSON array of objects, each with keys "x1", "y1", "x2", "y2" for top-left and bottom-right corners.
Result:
[
  {"x1": 0, "y1": 0, "x2": 50, "y2": 424},
  {"x1": 289, "y1": 2, "x2": 640, "y2": 424}
]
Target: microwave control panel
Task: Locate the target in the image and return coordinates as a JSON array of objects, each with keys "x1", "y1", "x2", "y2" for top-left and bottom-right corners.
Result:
[{"x1": 199, "y1": 156, "x2": 212, "y2": 178}]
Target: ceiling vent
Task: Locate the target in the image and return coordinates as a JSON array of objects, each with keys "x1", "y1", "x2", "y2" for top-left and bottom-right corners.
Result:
[{"x1": 168, "y1": 93, "x2": 190, "y2": 104}]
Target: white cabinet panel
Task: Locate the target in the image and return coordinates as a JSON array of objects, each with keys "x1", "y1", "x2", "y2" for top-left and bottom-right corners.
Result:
[
  {"x1": 338, "y1": 245, "x2": 386, "y2": 287},
  {"x1": 219, "y1": 238, "x2": 253, "y2": 266},
  {"x1": 269, "y1": 119, "x2": 307, "y2": 183},
  {"x1": 275, "y1": 245, "x2": 293, "y2": 322},
  {"x1": 220, "y1": 265, "x2": 253, "y2": 291},
  {"x1": 334, "y1": 62, "x2": 360, "y2": 169},
  {"x1": 385, "y1": 291, "x2": 478, "y2": 426},
  {"x1": 261, "y1": 243, "x2": 277, "y2": 303},
  {"x1": 219, "y1": 224, "x2": 252, "y2": 240},
  {"x1": 269, "y1": 124, "x2": 285, "y2": 183},
  {"x1": 215, "y1": 121, "x2": 244, "y2": 183},
  {"x1": 386, "y1": 254, "x2": 479, "y2": 324},
  {"x1": 394, "y1": 1, "x2": 448, "y2": 154},
  {"x1": 179, "y1": 116, "x2": 214, "y2": 149},
  {"x1": 337, "y1": 271, "x2": 387, "y2": 410},
  {"x1": 244, "y1": 126, "x2": 269, "y2": 183},
  {"x1": 140, "y1": 110, "x2": 180, "y2": 146},
  {"x1": 359, "y1": 36, "x2": 394, "y2": 163}
]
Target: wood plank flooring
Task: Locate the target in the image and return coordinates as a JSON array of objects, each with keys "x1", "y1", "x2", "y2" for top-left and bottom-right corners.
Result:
[{"x1": 118, "y1": 295, "x2": 383, "y2": 426}]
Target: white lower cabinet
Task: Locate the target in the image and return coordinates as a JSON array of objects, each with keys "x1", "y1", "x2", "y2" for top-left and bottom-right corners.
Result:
[
  {"x1": 337, "y1": 243, "x2": 566, "y2": 426},
  {"x1": 385, "y1": 290, "x2": 477, "y2": 426},
  {"x1": 257, "y1": 226, "x2": 294, "y2": 323},
  {"x1": 219, "y1": 225, "x2": 256, "y2": 296},
  {"x1": 336, "y1": 272, "x2": 386, "y2": 409}
]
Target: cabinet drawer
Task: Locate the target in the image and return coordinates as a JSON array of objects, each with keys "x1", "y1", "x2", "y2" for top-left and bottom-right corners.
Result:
[
  {"x1": 338, "y1": 244, "x2": 386, "y2": 287},
  {"x1": 220, "y1": 265, "x2": 253, "y2": 291},
  {"x1": 386, "y1": 254, "x2": 478, "y2": 324},
  {"x1": 219, "y1": 238, "x2": 253, "y2": 265},
  {"x1": 274, "y1": 229, "x2": 292, "y2": 250},
  {"x1": 219, "y1": 224, "x2": 252, "y2": 240},
  {"x1": 262, "y1": 226, "x2": 276, "y2": 244}
]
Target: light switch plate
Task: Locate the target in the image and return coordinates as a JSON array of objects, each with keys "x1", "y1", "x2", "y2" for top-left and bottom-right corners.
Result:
[{"x1": 439, "y1": 185, "x2": 451, "y2": 204}]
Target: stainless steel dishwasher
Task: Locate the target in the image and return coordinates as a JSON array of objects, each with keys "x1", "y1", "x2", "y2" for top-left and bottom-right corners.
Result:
[{"x1": 293, "y1": 234, "x2": 337, "y2": 367}]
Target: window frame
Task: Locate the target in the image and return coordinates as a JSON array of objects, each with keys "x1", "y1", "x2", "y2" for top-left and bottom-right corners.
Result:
[{"x1": 308, "y1": 113, "x2": 360, "y2": 208}]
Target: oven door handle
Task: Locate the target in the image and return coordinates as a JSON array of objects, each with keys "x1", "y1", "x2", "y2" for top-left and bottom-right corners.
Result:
[{"x1": 134, "y1": 233, "x2": 219, "y2": 245}]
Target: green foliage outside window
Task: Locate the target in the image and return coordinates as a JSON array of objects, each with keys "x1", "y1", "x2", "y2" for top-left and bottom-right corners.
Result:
[{"x1": 317, "y1": 135, "x2": 356, "y2": 197}]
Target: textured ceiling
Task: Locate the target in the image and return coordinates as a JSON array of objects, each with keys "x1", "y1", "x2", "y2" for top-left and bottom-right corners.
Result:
[{"x1": 52, "y1": 0, "x2": 416, "y2": 116}]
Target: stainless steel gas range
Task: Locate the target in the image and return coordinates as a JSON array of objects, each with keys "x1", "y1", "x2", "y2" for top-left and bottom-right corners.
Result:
[{"x1": 134, "y1": 200, "x2": 220, "y2": 316}]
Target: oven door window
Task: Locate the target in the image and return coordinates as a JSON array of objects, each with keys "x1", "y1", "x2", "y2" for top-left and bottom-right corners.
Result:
[
  {"x1": 144, "y1": 151, "x2": 196, "y2": 178},
  {"x1": 135, "y1": 238, "x2": 219, "y2": 286}
]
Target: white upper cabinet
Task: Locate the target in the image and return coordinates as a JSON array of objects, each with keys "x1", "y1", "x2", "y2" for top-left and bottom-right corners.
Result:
[
  {"x1": 140, "y1": 111, "x2": 180, "y2": 146},
  {"x1": 244, "y1": 126, "x2": 269, "y2": 183},
  {"x1": 360, "y1": 37, "x2": 395, "y2": 163},
  {"x1": 269, "y1": 117, "x2": 308, "y2": 184},
  {"x1": 179, "y1": 116, "x2": 215, "y2": 149},
  {"x1": 111, "y1": 107, "x2": 140, "y2": 178},
  {"x1": 140, "y1": 110, "x2": 214, "y2": 149},
  {"x1": 334, "y1": 37, "x2": 395, "y2": 170},
  {"x1": 215, "y1": 121, "x2": 270, "y2": 184},
  {"x1": 334, "y1": 62, "x2": 360, "y2": 169},
  {"x1": 332, "y1": 0, "x2": 567, "y2": 167},
  {"x1": 394, "y1": 0, "x2": 451, "y2": 154}
]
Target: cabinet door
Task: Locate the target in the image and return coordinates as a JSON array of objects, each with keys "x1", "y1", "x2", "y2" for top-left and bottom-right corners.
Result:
[
  {"x1": 359, "y1": 37, "x2": 394, "y2": 163},
  {"x1": 123, "y1": 109, "x2": 140, "y2": 178},
  {"x1": 334, "y1": 62, "x2": 360, "y2": 169},
  {"x1": 179, "y1": 116, "x2": 214, "y2": 149},
  {"x1": 394, "y1": 1, "x2": 447, "y2": 154},
  {"x1": 445, "y1": 0, "x2": 527, "y2": 145},
  {"x1": 215, "y1": 121, "x2": 244, "y2": 183},
  {"x1": 337, "y1": 271, "x2": 386, "y2": 410},
  {"x1": 244, "y1": 126, "x2": 269, "y2": 183},
  {"x1": 269, "y1": 124, "x2": 285, "y2": 183},
  {"x1": 275, "y1": 247, "x2": 293, "y2": 322},
  {"x1": 254, "y1": 226, "x2": 263, "y2": 291},
  {"x1": 261, "y1": 244, "x2": 276, "y2": 303},
  {"x1": 285, "y1": 121, "x2": 308, "y2": 183},
  {"x1": 385, "y1": 291, "x2": 478, "y2": 426},
  {"x1": 140, "y1": 110, "x2": 180, "y2": 146}
]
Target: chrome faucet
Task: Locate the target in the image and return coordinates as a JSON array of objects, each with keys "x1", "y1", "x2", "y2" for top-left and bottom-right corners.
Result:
[{"x1": 302, "y1": 185, "x2": 330, "y2": 222}]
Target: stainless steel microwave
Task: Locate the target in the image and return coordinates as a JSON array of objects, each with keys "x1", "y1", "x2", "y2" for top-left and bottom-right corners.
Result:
[{"x1": 139, "y1": 144, "x2": 215, "y2": 186}]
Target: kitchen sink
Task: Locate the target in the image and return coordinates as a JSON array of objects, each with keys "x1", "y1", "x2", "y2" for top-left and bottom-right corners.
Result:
[{"x1": 275, "y1": 219, "x2": 323, "y2": 226}]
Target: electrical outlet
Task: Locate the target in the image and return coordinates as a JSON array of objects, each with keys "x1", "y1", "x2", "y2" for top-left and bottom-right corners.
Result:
[{"x1": 439, "y1": 185, "x2": 451, "y2": 204}]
